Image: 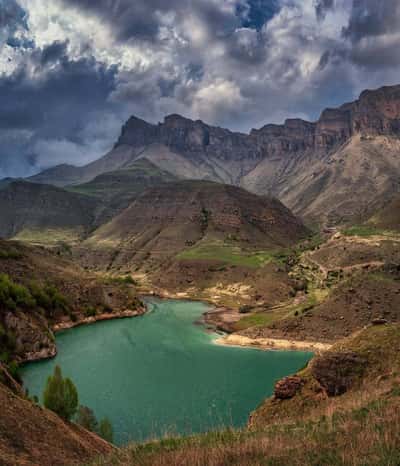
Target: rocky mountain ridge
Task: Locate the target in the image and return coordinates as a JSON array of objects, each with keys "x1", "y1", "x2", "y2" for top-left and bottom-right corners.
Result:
[{"x1": 29, "y1": 84, "x2": 400, "y2": 225}]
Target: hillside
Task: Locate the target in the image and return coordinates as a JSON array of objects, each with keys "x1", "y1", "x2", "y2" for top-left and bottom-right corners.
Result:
[
  {"x1": 29, "y1": 84, "x2": 400, "y2": 225},
  {"x1": 0, "y1": 377, "x2": 113, "y2": 466},
  {"x1": 68, "y1": 159, "x2": 176, "y2": 223},
  {"x1": 77, "y1": 181, "x2": 309, "y2": 309},
  {"x1": 0, "y1": 239, "x2": 144, "y2": 364},
  {"x1": 212, "y1": 221, "x2": 400, "y2": 346},
  {"x1": 0, "y1": 180, "x2": 100, "y2": 244},
  {"x1": 367, "y1": 195, "x2": 400, "y2": 232},
  {"x1": 0, "y1": 239, "x2": 145, "y2": 465}
]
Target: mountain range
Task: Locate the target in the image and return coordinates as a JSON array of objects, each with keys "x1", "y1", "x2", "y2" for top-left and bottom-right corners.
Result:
[{"x1": 28, "y1": 84, "x2": 400, "y2": 225}]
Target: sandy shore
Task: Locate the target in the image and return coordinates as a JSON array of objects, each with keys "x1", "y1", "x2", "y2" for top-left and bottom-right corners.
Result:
[{"x1": 215, "y1": 334, "x2": 332, "y2": 353}]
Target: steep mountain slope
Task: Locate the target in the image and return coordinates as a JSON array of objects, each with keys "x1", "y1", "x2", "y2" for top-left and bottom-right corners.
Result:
[
  {"x1": 0, "y1": 379, "x2": 113, "y2": 466},
  {"x1": 0, "y1": 180, "x2": 101, "y2": 243},
  {"x1": 0, "y1": 162, "x2": 176, "y2": 244},
  {"x1": 29, "y1": 84, "x2": 400, "y2": 225}
]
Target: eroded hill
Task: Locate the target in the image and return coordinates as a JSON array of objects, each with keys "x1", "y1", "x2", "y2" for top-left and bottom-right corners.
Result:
[{"x1": 76, "y1": 180, "x2": 309, "y2": 309}]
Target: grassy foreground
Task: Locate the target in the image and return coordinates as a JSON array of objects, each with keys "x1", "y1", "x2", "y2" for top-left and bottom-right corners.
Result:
[{"x1": 89, "y1": 324, "x2": 400, "y2": 466}]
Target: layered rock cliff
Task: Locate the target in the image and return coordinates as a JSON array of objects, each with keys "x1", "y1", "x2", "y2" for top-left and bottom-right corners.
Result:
[{"x1": 29, "y1": 84, "x2": 400, "y2": 224}]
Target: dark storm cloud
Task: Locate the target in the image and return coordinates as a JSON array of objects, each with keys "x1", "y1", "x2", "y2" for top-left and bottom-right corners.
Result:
[
  {"x1": 343, "y1": 0, "x2": 400, "y2": 43},
  {"x1": 61, "y1": 0, "x2": 241, "y2": 43},
  {"x1": 38, "y1": 40, "x2": 69, "y2": 66},
  {"x1": 0, "y1": 44, "x2": 117, "y2": 139},
  {"x1": 341, "y1": 0, "x2": 400, "y2": 69},
  {"x1": 226, "y1": 28, "x2": 267, "y2": 65},
  {"x1": 0, "y1": 41, "x2": 120, "y2": 175}
]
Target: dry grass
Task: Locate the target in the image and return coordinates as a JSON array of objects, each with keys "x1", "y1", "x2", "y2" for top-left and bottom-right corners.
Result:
[{"x1": 90, "y1": 392, "x2": 400, "y2": 466}]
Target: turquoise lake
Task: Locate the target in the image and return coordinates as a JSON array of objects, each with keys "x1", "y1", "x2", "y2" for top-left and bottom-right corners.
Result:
[{"x1": 21, "y1": 298, "x2": 312, "y2": 445}]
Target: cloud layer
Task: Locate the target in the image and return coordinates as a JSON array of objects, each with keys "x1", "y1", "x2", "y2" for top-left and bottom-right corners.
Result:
[{"x1": 0, "y1": 0, "x2": 399, "y2": 177}]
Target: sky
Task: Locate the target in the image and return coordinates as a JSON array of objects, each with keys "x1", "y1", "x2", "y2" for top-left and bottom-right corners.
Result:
[{"x1": 0, "y1": 0, "x2": 400, "y2": 177}]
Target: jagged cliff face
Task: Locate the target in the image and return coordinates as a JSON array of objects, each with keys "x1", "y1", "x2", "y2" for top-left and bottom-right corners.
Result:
[{"x1": 29, "y1": 84, "x2": 400, "y2": 224}]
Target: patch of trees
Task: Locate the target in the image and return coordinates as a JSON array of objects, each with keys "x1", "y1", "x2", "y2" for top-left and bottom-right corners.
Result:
[
  {"x1": 43, "y1": 365, "x2": 114, "y2": 443},
  {"x1": 0, "y1": 274, "x2": 69, "y2": 315}
]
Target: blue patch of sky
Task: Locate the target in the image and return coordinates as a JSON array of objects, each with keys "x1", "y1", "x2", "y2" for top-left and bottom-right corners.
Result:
[{"x1": 237, "y1": 0, "x2": 280, "y2": 30}]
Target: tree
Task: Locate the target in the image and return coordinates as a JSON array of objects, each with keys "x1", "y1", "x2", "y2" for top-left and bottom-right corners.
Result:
[
  {"x1": 43, "y1": 365, "x2": 78, "y2": 421},
  {"x1": 76, "y1": 405, "x2": 98, "y2": 432},
  {"x1": 99, "y1": 418, "x2": 114, "y2": 443}
]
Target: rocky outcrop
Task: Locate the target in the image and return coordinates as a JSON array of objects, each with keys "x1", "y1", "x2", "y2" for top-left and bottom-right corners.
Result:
[
  {"x1": 311, "y1": 352, "x2": 368, "y2": 396},
  {"x1": 4, "y1": 311, "x2": 57, "y2": 363},
  {"x1": 274, "y1": 376, "x2": 305, "y2": 400}
]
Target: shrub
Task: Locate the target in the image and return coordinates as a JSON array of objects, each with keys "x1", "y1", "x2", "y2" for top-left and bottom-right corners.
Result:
[
  {"x1": 76, "y1": 405, "x2": 98, "y2": 432},
  {"x1": 0, "y1": 274, "x2": 36, "y2": 310},
  {"x1": 99, "y1": 417, "x2": 114, "y2": 443},
  {"x1": 29, "y1": 282, "x2": 70, "y2": 316},
  {"x1": 43, "y1": 365, "x2": 78, "y2": 421},
  {"x1": 84, "y1": 306, "x2": 97, "y2": 318},
  {"x1": 76, "y1": 405, "x2": 114, "y2": 444}
]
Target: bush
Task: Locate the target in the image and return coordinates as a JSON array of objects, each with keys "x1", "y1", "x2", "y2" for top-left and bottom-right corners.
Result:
[
  {"x1": 29, "y1": 282, "x2": 69, "y2": 315},
  {"x1": 84, "y1": 306, "x2": 97, "y2": 318},
  {"x1": 76, "y1": 405, "x2": 114, "y2": 444},
  {"x1": 76, "y1": 405, "x2": 98, "y2": 432},
  {"x1": 0, "y1": 274, "x2": 36, "y2": 310},
  {"x1": 43, "y1": 365, "x2": 78, "y2": 421},
  {"x1": 99, "y1": 417, "x2": 114, "y2": 443}
]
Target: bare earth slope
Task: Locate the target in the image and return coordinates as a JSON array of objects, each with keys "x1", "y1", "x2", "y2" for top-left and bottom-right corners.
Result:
[
  {"x1": 79, "y1": 180, "x2": 307, "y2": 270},
  {"x1": 0, "y1": 380, "x2": 113, "y2": 466}
]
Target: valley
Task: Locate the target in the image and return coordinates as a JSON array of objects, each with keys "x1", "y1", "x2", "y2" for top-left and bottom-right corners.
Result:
[{"x1": 0, "y1": 84, "x2": 400, "y2": 466}]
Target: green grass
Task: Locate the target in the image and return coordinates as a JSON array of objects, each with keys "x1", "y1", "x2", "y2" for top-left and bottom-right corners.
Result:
[
  {"x1": 13, "y1": 227, "x2": 83, "y2": 245},
  {"x1": 341, "y1": 225, "x2": 395, "y2": 237},
  {"x1": 177, "y1": 241, "x2": 276, "y2": 268},
  {"x1": 234, "y1": 288, "x2": 329, "y2": 332}
]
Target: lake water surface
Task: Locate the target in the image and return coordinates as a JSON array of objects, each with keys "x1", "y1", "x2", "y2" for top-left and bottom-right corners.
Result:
[{"x1": 21, "y1": 298, "x2": 312, "y2": 445}]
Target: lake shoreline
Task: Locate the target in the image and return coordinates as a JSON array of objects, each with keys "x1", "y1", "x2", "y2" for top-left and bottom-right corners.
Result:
[
  {"x1": 21, "y1": 297, "x2": 313, "y2": 445},
  {"x1": 215, "y1": 334, "x2": 332, "y2": 353},
  {"x1": 20, "y1": 309, "x2": 146, "y2": 365}
]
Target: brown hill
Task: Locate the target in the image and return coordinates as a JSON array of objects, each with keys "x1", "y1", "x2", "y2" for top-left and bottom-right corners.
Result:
[
  {"x1": 0, "y1": 180, "x2": 100, "y2": 244},
  {"x1": 76, "y1": 181, "x2": 308, "y2": 310},
  {"x1": 0, "y1": 378, "x2": 113, "y2": 466},
  {"x1": 68, "y1": 159, "x2": 176, "y2": 224},
  {"x1": 84, "y1": 180, "x2": 308, "y2": 268}
]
